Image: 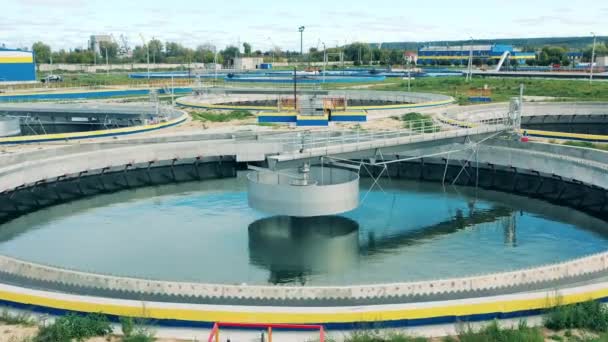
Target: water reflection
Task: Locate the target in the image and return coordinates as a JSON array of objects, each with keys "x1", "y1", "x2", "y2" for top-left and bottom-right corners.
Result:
[
  {"x1": 360, "y1": 206, "x2": 516, "y2": 255},
  {"x1": 248, "y1": 207, "x2": 519, "y2": 284},
  {"x1": 248, "y1": 216, "x2": 359, "y2": 284}
]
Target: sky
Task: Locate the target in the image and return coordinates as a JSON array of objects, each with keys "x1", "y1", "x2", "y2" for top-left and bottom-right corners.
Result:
[{"x1": 2, "y1": 0, "x2": 607, "y2": 52}]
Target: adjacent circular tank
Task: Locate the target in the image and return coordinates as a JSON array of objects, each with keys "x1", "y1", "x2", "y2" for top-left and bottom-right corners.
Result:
[
  {"x1": 0, "y1": 117, "x2": 21, "y2": 137},
  {"x1": 247, "y1": 165, "x2": 359, "y2": 217}
]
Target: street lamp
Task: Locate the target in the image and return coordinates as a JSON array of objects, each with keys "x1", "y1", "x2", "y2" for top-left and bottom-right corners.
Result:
[
  {"x1": 298, "y1": 26, "x2": 305, "y2": 63},
  {"x1": 322, "y1": 42, "x2": 326, "y2": 84},
  {"x1": 590, "y1": 32, "x2": 597, "y2": 85},
  {"x1": 104, "y1": 46, "x2": 109, "y2": 77},
  {"x1": 267, "y1": 37, "x2": 275, "y2": 64}
]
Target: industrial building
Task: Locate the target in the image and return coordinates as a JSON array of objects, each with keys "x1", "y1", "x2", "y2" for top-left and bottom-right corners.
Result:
[
  {"x1": 89, "y1": 35, "x2": 113, "y2": 55},
  {"x1": 229, "y1": 57, "x2": 264, "y2": 70},
  {"x1": 417, "y1": 44, "x2": 535, "y2": 65},
  {"x1": 0, "y1": 48, "x2": 36, "y2": 83}
]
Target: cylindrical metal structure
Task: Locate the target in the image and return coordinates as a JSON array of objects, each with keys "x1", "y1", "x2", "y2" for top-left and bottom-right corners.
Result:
[
  {"x1": 0, "y1": 117, "x2": 21, "y2": 137},
  {"x1": 247, "y1": 166, "x2": 359, "y2": 217}
]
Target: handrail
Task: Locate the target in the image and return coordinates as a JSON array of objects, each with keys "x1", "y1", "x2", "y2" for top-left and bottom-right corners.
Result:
[{"x1": 208, "y1": 322, "x2": 325, "y2": 342}]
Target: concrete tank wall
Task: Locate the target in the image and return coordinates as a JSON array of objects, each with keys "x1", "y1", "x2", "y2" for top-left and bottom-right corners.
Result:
[{"x1": 0, "y1": 117, "x2": 20, "y2": 137}]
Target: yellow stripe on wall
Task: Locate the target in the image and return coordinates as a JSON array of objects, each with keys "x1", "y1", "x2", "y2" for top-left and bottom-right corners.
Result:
[
  {"x1": 0, "y1": 57, "x2": 34, "y2": 63},
  {"x1": 0, "y1": 285, "x2": 605, "y2": 324}
]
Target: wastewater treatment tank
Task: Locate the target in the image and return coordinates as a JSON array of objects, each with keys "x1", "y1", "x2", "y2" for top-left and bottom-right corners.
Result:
[{"x1": 247, "y1": 165, "x2": 360, "y2": 217}]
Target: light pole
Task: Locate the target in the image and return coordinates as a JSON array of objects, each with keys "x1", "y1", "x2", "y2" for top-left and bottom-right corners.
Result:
[
  {"x1": 298, "y1": 26, "x2": 305, "y2": 64},
  {"x1": 466, "y1": 36, "x2": 474, "y2": 82},
  {"x1": 590, "y1": 32, "x2": 597, "y2": 85},
  {"x1": 266, "y1": 37, "x2": 275, "y2": 64},
  {"x1": 322, "y1": 42, "x2": 326, "y2": 84},
  {"x1": 139, "y1": 34, "x2": 150, "y2": 81},
  {"x1": 104, "y1": 46, "x2": 109, "y2": 77}
]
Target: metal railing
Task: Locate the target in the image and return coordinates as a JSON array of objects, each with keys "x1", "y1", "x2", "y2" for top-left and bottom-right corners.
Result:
[{"x1": 259, "y1": 116, "x2": 511, "y2": 153}]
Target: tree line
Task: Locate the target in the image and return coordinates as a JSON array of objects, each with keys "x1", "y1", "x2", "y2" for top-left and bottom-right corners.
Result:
[{"x1": 30, "y1": 40, "x2": 608, "y2": 66}]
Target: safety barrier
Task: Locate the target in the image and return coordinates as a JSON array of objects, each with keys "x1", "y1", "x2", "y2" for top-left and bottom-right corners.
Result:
[{"x1": 208, "y1": 322, "x2": 325, "y2": 342}]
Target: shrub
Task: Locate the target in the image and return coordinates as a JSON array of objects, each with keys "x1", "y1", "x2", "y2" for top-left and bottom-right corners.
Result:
[
  {"x1": 544, "y1": 300, "x2": 608, "y2": 332},
  {"x1": 34, "y1": 313, "x2": 112, "y2": 342},
  {"x1": 120, "y1": 316, "x2": 135, "y2": 337}
]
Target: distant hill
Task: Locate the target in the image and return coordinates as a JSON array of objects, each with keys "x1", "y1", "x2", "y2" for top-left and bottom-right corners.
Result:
[{"x1": 373, "y1": 36, "x2": 608, "y2": 51}]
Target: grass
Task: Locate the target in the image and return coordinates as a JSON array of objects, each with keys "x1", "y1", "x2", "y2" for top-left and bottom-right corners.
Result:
[
  {"x1": 191, "y1": 110, "x2": 253, "y2": 122},
  {"x1": 373, "y1": 77, "x2": 608, "y2": 103},
  {"x1": 0, "y1": 309, "x2": 35, "y2": 326},
  {"x1": 544, "y1": 300, "x2": 608, "y2": 332},
  {"x1": 561, "y1": 141, "x2": 608, "y2": 151},
  {"x1": 455, "y1": 320, "x2": 544, "y2": 342}
]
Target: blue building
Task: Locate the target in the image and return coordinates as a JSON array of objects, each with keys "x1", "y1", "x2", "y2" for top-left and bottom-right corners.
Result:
[
  {"x1": 0, "y1": 48, "x2": 36, "y2": 83},
  {"x1": 417, "y1": 44, "x2": 535, "y2": 66}
]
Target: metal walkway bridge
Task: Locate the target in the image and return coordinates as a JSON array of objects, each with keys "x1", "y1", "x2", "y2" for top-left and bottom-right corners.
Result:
[{"x1": 257, "y1": 115, "x2": 514, "y2": 169}]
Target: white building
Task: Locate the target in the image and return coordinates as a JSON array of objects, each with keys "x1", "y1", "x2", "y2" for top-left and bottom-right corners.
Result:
[
  {"x1": 231, "y1": 57, "x2": 264, "y2": 70},
  {"x1": 597, "y1": 56, "x2": 608, "y2": 68},
  {"x1": 89, "y1": 35, "x2": 112, "y2": 55}
]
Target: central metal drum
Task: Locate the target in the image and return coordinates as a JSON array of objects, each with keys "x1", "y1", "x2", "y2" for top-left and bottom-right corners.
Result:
[{"x1": 247, "y1": 165, "x2": 360, "y2": 217}]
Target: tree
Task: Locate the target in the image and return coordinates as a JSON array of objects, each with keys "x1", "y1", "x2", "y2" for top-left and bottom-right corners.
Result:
[
  {"x1": 148, "y1": 39, "x2": 163, "y2": 63},
  {"x1": 32, "y1": 41, "x2": 51, "y2": 64},
  {"x1": 583, "y1": 43, "x2": 608, "y2": 62},
  {"x1": 243, "y1": 42, "x2": 252, "y2": 56},
  {"x1": 221, "y1": 46, "x2": 240, "y2": 65},
  {"x1": 537, "y1": 46, "x2": 568, "y2": 66},
  {"x1": 98, "y1": 41, "x2": 119, "y2": 59}
]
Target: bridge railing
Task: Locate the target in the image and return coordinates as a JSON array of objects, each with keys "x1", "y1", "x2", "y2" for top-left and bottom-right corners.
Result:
[
  {"x1": 208, "y1": 322, "x2": 325, "y2": 342},
  {"x1": 260, "y1": 116, "x2": 510, "y2": 153}
]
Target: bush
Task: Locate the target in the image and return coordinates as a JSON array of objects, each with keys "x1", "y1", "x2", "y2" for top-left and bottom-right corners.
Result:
[
  {"x1": 120, "y1": 316, "x2": 135, "y2": 337},
  {"x1": 34, "y1": 313, "x2": 112, "y2": 342},
  {"x1": 399, "y1": 112, "x2": 439, "y2": 133},
  {"x1": 544, "y1": 300, "x2": 608, "y2": 332}
]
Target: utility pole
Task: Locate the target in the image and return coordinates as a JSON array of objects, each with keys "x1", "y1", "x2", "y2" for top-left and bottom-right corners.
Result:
[
  {"x1": 590, "y1": 32, "x2": 597, "y2": 85},
  {"x1": 105, "y1": 47, "x2": 109, "y2": 77},
  {"x1": 298, "y1": 26, "x2": 305, "y2": 65},
  {"x1": 466, "y1": 36, "x2": 474, "y2": 82},
  {"x1": 322, "y1": 42, "x2": 326, "y2": 84},
  {"x1": 139, "y1": 34, "x2": 150, "y2": 81},
  {"x1": 293, "y1": 67, "x2": 297, "y2": 112}
]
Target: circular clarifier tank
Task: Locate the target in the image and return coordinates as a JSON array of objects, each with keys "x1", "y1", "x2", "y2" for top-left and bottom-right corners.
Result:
[{"x1": 1, "y1": 175, "x2": 607, "y2": 286}]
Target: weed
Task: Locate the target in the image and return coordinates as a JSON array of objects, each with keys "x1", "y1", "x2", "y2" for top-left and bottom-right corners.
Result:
[{"x1": 0, "y1": 309, "x2": 35, "y2": 326}]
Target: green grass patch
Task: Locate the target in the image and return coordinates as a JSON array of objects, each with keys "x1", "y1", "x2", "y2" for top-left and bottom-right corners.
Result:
[
  {"x1": 373, "y1": 77, "x2": 608, "y2": 103},
  {"x1": 34, "y1": 313, "x2": 112, "y2": 342},
  {"x1": 344, "y1": 330, "x2": 427, "y2": 342},
  {"x1": 395, "y1": 112, "x2": 439, "y2": 133},
  {"x1": 456, "y1": 320, "x2": 544, "y2": 342},
  {"x1": 191, "y1": 110, "x2": 253, "y2": 122}
]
